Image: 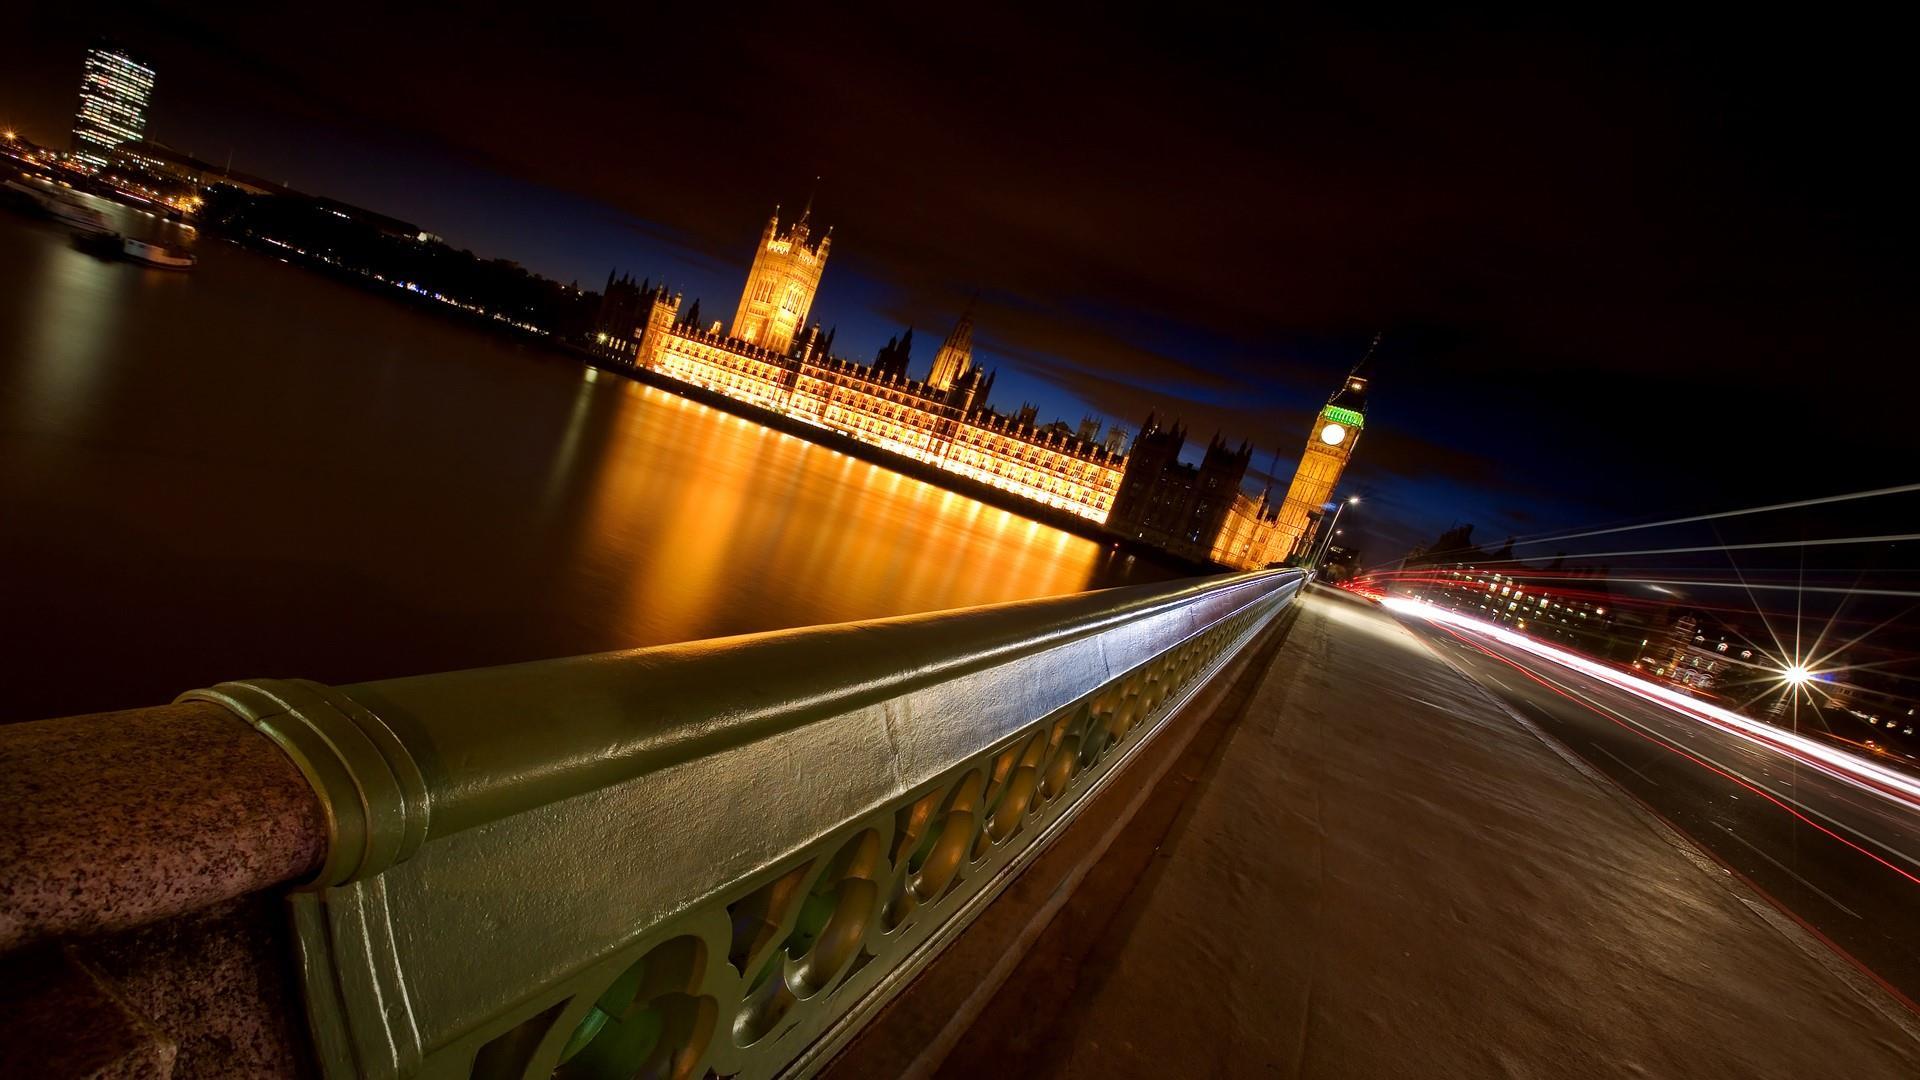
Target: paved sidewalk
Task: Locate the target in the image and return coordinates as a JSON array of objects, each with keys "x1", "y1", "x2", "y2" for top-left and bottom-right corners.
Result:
[{"x1": 941, "y1": 587, "x2": 1920, "y2": 1078}]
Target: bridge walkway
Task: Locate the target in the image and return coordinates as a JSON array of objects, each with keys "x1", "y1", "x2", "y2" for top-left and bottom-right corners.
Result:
[{"x1": 936, "y1": 587, "x2": 1920, "y2": 1078}]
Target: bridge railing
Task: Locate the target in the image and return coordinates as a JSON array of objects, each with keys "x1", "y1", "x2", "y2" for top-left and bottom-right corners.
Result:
[{"x1": 2, "y1": 567, "x2": 1304, "y2": 1079}]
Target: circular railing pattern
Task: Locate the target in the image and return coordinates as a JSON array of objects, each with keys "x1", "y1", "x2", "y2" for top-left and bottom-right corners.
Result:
[{"x1": 464, "y1": 591, "x2": 1285, "y2": 1080}]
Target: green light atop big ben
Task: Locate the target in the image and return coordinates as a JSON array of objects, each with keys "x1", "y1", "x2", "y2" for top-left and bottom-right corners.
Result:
[{"x1": 1274, "y1": 336, "x2": 1374, "y2": 559}]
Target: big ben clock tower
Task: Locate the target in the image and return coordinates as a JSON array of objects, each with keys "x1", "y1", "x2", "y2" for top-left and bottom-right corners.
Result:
[{"x1": 1273, "y1": 342, "x2": 1373, "y2": 560}]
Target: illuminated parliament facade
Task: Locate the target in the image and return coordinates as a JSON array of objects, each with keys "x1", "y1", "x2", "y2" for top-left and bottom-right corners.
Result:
[
  {"x1": 601, "y1": 202, "x2": 1369, "y2": 567},
  {"x1": 611, "y1": 203, "x2": 1128, "y2": 521}
]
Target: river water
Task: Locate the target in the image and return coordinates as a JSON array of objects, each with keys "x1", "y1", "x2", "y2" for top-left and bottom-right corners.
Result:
[{"x1": 0, "y1": 201, "x2": 1169, "y2": 723}]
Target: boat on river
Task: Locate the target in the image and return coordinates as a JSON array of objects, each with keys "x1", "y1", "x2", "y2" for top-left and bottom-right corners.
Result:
[
  {"x1": 70, "y1": 229, "x2": 124, "y2": 258},
  {"x1": 121, "y1": 237, "x2": 196, "y2": 270},
  {"x1": 67, "y1": 228, "x2": 196, "y2": 269},
  {"x1": 3, "y1": 179, "x2": 111, "y2": 233}
]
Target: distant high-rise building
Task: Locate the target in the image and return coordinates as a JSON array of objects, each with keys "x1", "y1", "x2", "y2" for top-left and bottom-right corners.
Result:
[
  {"x1": 731, "y1": 200, "x2": 831, "y2": 355},
  {"x1": 72, "y1": 46, "x2": 154, "y2": 167}
]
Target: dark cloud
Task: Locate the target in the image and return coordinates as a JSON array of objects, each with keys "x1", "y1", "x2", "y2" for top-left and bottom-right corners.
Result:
[{"x1": 5, "y1": 4, "x2": 1912, "y2": 562}]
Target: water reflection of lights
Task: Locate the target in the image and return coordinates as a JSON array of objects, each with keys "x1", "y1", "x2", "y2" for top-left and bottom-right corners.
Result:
[
  {"x1": 12, "y1": 229, "x2": 133, "y2": 438},
  {"x1": 570, "y1": 387, "x2": 1131, "y2": 647}
]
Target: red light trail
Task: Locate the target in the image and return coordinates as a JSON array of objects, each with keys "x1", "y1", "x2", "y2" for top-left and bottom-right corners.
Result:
[{"x1": 1381, "y1": 597, "x2": 1920, "y2": 815}]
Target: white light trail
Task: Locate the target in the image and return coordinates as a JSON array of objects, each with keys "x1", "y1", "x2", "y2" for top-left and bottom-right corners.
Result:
[
  {"x1": 1494, "y1": 533, "x2": 1920, "y2": 565},
  {"x1": 1362, "y1": 481, "x2": 1920, "y2": 572},
  {"x1": 1505, "y1": 483, "x2": 1920, "y2": 550},
  {"x1": 1381, "y1": 596, "x2": 1920, "y2": 813}
]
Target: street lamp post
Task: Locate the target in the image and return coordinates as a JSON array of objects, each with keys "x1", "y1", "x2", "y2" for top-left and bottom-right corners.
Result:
[{"x1": 1312, "y1": 495, "x2": 1360, "y2": 572}]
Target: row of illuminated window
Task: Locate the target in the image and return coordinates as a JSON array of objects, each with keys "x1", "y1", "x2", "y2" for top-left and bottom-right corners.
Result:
[
  {"x1": 658, "y1": 359, "x2": 782, "y2": 410},
  {"x1": 1445, "y1": 572, "x2": 1604, "y2": 616},
  {"x1": 813, "y1": 405, "x2": 1111, "y2": 516},
  {"x1": 947, "y1": 446, "x2": 1111, "y2": 497},
  {"x1": 83, "y1": 89, "x2": 145, "y2": 108},
  {"x1": 82, "y1": 78, "x2": 150, "y2": 100},
  {"x1": 954, "y1": 425, "x2": 1114, "y2": 472},
  {"x1": 78, "y1": 100, "x2": 141, "y2": 118},
  {"x1": 817, "y1": 401, "x2": 1116, "y2": 494},
  {"x1": 86, "y1": 53, "x2": 154, "y2": 79},
  {"x1": 91, "y1": 65, "x2": 154, "y2": 84},
  {"x1": 960, "y1": 438, "x2": 1116, "y2": 483},
  {"x1": 656, "y1": 346, "x2": 1118, "y2": 495},
  {"x1": 76, "y1": 110, "x2": 141, "y2": 130},
  {"x1": 79, "y1": 105, "x2": 144, "y2": 125},
  {"x1": 807, "y1": 375, "x2": 942, "y2": 411},
  {"x1": 83, "y1": 72, "x2": 153, "y2": 95},
  {"x1": 802, "y1": 377, "x2": 1113, "y2": 479},
  {"x1": 943, "y1": 457, "x2": 1112, "y2": 517},
  {"x1": 76, "y1": 119, "x2": 142, "y2": 139},
  {"x1": 79, "y1": 101, "x2": 144, "y2": 121},
  {"x1": 1465, "y1": 602, "x2": 1604, "y2": 634},
  {"x1": 674, "y1": 344, "x2": 784, "y2": 381},
  {"x1": 88, "y1": 54, "x2": 154, "y2": 71},
  {"x1": 816, "y1": 389, "x2": 938, "y2": 430}
]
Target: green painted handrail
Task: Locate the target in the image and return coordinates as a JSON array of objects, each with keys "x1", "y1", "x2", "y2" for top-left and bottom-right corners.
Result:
[{"x1": 185, "y1": 567, "x2": 1305, "y2": 1079}]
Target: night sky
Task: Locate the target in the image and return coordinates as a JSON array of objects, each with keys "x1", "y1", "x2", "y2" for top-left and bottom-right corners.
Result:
[{"x1": 4, "y1": 6, "x2": 1913, "y2": 562}]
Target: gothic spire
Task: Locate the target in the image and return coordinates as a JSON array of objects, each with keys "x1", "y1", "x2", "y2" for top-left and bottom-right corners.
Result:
[
  {"x1": 1350, "y1": 331, "x2": 1382, "y2": 379},
  {"x1": 1330, "y1": 332, "x2": 1379, "y2": 412},
  {"x1": 798, "y1": 176, "x2": 820, "y2": 226}
]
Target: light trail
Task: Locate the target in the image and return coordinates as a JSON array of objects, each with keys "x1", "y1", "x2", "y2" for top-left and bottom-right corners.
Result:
[
  {"x1": 1541, "y1": 577, "x2": 1920, "y2": 599},
  {"x1": 1502, "y1": 482, "x2": 1920, "y2": 549},
  {"x1": 1350, "y1": 567, "x2": 1918, "y2": 715},
  {"x1": 1381, "y1": 596, "x2": 1920, "y2": 814},
  {"x1": 1361, "y1": 480, "x2": 1920, "y2": 571},
  {"x1": 1488, "y1": 533, "x2": 1920, "y2": 565},
  {"x1": 1359, "y1": 564, "x2": 1920, "y2": 595},
  {"x1": 1432, "y1": 622, "x2": 1920, "y2": 881},
  {"x1": 1353, "y1": 568, "x2": 1919, "y2": 617}
]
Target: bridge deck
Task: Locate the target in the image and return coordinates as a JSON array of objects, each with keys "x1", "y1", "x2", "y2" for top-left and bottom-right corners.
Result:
[{"x1": 938, "y1": 586, "x2": 1920, "y2": 1078}]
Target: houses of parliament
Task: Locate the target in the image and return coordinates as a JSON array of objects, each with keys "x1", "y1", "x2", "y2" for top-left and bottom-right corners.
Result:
[{"x1": 594, "y1": 200, "x2": 1370, "y2": 570}]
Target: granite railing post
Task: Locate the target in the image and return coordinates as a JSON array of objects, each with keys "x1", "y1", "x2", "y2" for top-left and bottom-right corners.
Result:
[{"x1": 1, "y1": 700, "x2": 329, "y2": 1076}]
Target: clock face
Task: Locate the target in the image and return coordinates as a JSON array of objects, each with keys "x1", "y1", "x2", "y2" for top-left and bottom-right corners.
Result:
[{"x1": 1319, "y1": 422, "x2": 1348, "y2": 446}]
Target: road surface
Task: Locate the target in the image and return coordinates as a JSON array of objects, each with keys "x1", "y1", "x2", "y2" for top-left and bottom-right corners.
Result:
[
  {"x1": 1411, "y1": 610, "x2": 1920, "y2": 1009},
  {"x1": 940, "y1": 586, "x2": 1920, "y2": 1078}
]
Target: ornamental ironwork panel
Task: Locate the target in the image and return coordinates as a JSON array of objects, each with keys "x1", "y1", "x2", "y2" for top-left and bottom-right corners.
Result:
[{"x1": 183, "y1": 569, "x2": 1304, "y2": 1079}]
